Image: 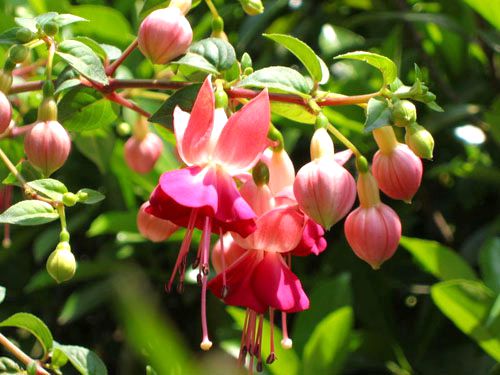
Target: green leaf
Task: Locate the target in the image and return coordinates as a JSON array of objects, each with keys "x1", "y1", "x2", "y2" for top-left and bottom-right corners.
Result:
[
  {"x1": 0, "y1": 27, "x2": 23, "y2": 45},
  {"x1": 335, "y1": 51, "x2": 397, "y2": 86},
  {"x1": 271, "y1": 102, "x2": 316, "y2": 124},
  {"x1": 238, "y1": 66, "x2": 313, "y2": 98},
  {"x1": 303, "y1": 306, "x2": 354, "y2": 375},
  {"x1": 293, "y1": 273, "x2": 352, "y2": 354},
  {"x1": 0, "y1": 357, "x2": 22, "y2": 373},
  {"x1": 0, "y1": 313, "x2": 54, "y2": 356},
  {"x1": 2, "y1": 161, "x2": 43, "y2": 187},
  {"x1": 52, "y1": 13, "x2": 88, "y2": 27},
  {"x1": 173, "y1": 53, "x2": 218, "y2": 74},
  {"x1": 264, "y1": 33, "x2": 323, "y2": 82},
  {"x1": 0, "y1": 200, "x2": 59, "y2": 226},
  {"x1": 400, "y1": 236, "x2": 477, "y2": 281},
  {"x1": 56, "y1": 40, "x2": 108, "y2": 85},
  {"x1": 479, "y1": 237, "x2": 500, "y2": 293},
  {"x1": 431, "y1": 280, "x2": 500, "y2": 362},
  {"x1": 139, "y1": 0, "x2": 170, "y2": 19},
  {"x1": 463, "y1": 0, "x2": 500, "y2": 30},
  {"x1": 188, "y1": 38, "x2": 236, "y2": 71},
  {"x1": 53, "y1": 343, "x2": 108, "y2": 375},
  {"x1": 87, "y1": 211, "x2": 137, "y2": 237},
  {"x1": 364, "y1": 98, "x2": 392, "y2": 132},
  {"x1": 149, "y1": 84, "x2": 202, "y2": 128},
  {"x1": 27, "y1": 179, "x2": 68, "y2": 202},
  {"x1": 73, "y1": 130, "x2": 116, "y2": 173},
  {"x1": 226, "y1": 307, "x2": 300, "y2": 375},
  {"x1": 55, "y1": 79, "x2": 81, "y2": 95},
  {"x1": 59, "y1": 88, "x2": 118, "y2": 132},
  {"x1": 319, "y1": 24, "x2": 364, "y2": 56},
  {"x1": 77, "y1": 189, "x2": 105, "y2": 205},
  {"x1": 59, "y1": 282, "x2": 110, "y2": 325},
  {"x1": 0, "y1": 286, "x2": 5, "y2": 304}
]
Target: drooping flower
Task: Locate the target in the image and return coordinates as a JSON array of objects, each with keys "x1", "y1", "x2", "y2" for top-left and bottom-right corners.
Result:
[
  {"x1": 147, "y1": 76, "x2": 270, "y2": 349},
  {"x1": 124, "y1": 132, "x2": 163, "y2": 174}
]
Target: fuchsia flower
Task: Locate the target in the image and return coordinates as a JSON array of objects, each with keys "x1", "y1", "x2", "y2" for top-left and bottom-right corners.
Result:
[
  {"x1": 124, "y1": 132, "x2": 163, "y2": 174},
  {"x1": 137, "y1": 202, "x2": 178, "y2": 242},
  {"x1": 147, "y1": 77, "x2": 270, "y2": 349},
  {"x1": 262, "y1": 148, "x2": 295, "y2": 195}
]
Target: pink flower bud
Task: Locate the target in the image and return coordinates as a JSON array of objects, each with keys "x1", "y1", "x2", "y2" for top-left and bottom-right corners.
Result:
[
  {"x1": 294, "y1": 132, "x2": 356, "y2": 230},
  {"x1": 137, "y1": 202, "x2": 178, "y2": 242},
  {"x1": 372, "y1": 144, "x2": 423, "y2": 202},
  {"x1": 138, "y1": 7, "x2": 193, "y2": 65},
  {"x1": 0, "y1": 91, "x2": 12, "y2": 134},
  {"x1": 24, "y1": 121, "x2": 71, "y2": 176},
  {"x1": 124, "y1": 132, "x2": 163, "y2": 174},
  {"x1": 344, "y1": 172, "x2": 402, "y2": 269},
  {"x1": 211, "y1": 233, "x2": 246, "y2": 274}
]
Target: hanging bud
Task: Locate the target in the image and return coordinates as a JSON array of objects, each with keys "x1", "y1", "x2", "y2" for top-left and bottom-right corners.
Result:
[
  {"x1": 37, "y1": 97, "x2": 58, "y2": 122},
  {"x1": 344, "y1": 172, "x2": 402, "y2": 269},
  {"x1": 0, "y1": 92, "x2": 12, "y2": 134},
  {"x1": 310, "y1": 127, "x2": 334, "y2": 160},
  {"x1": 16, "y1": 28, "x2": 35, "y2": 44},
  {"x1": 239, "y1": 0, "x2": 264, "y2": 15},
  {"x1": 124, "y1": 132, "x2": 163, "y2": 174},
  {"x1": 169, "y1": 0, "x2": 192, "y2": 15},
  {"x1": 138, "y1": 7, "x2": 193, "y2": 64},
  {"x1": 9, "y1": 45, "x2": 29, "y2": 64},
  {"x1": 46, "y1": 241, "x2": 76, "y2": 283},
  {"x1": 241, "y1": 53, "x2": 253, "y2": 71},
  {"x1": 405, "y1": 123, "x2": 434, "y2": 160},
  {"x1": 137, "y1": 202, "x2": 178, "y2": 242},
  {"x1": 24, "y1": 121, "x2": 71, "y2": 176},
  {"x1": 392, "y1": 100, "x2": 417, "y2": 127},
  {"x1": 62, "y1": 192, "x2": 79, "y2": 207},
  {"x1": 43, "y1": 21, "x2": 59, "y2": 37}
]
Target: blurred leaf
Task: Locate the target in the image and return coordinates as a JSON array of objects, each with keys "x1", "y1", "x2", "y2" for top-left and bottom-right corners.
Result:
[
  {"x1": 271, "y1": 101, "x2": 316, "y2": 124},
  {"x1": 303, "y1": 306, "x2": 354, "y2": 375},
  {"x1": 188, "y1": 38, "x2": 237, "y2": 71},
  {"x1": 238, "y1": 66, "x2": 312, "y2": 97},
  {"x1": 226, "y1": 307, "x2": 300, "y2": 375},
  {"x1": 58, "y1": 282, "x2": 110, "y2": 325},
  {"x1": 364, "y1": 98, "x2": 391, "y2": 132},
  {"x1": 56, "y1": 40, "x2": 108, "y2": 85},
  {"x1": 0, "y1": 200, "x2": 59, "y2": 226},
  {"x1": 77, "y1": 189, "x2": 105, "y2": 205},
  {"x1": 319, "y1": 24, "x2": 364, "y2": 56},
  {"x1": 73, "y1": 130, "x2": 116, "y2": 173},
  {"x1": 0, "y1": 27, "x2": 23, "y2": 45},
  {"x1": 0, "y1": 357, "x2": 22, "y2": 373},
  {"x1": 53, "y1": 343, "x2": 108, "y2": 375},
  {"x1": 87, "y1": 211, "x2": 137, "y2": 237},
  {"x1": 400, "y1": 236, "x2": 477, "y2": 281},
  {"x1": 0, "y1": 286, "x2": 5, "y2": 304},
  {"x1": 3, "y1": 161, "x2": 43, "y2": 186},
  {"x1": 139, "y1": 0, "x2": 170, "y2": 19},
  {"x1": 463, "y1": 0, "x2": 500, "y2": 30},
  {"x1": 27, "y1": 179, "x2": 68, "y2": 202},
  {"x1": 293, "y1": 273, "x2": 352, "y2": 354},
  {"x1": 479, "y1": 237, "x2": 500, "y2": 293},
  {"x1": 264, "y1": 33, "x2": 323, "y2": 81},
  {"x1": 0, "y1": 313, "x2": 53, "y2": 356},
  {"x1": 335, "y1": 51, "x2": 397, "y2": 86},
  {"x1": 150, "y1": 84, "x2": 201, "y2": 128},
  {"x1": 431, "y1": 280, "x2": 500, "y2": 361}
]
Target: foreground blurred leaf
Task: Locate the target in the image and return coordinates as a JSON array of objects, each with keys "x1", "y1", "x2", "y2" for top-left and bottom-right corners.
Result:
[
  {"x1": 0, "y1": 313, "x2": 53, "y2": 357},
  {"x1": 58, "y1": 282, "x2": 111, "y2": 325},
  {"x1": 87, "y1": 211, "x2": 137, "y2": 237},
  {"x1": 74, "y1": 130, "x2": 116, "y2": 173},
  {"x1": 479, "y1": 237, "x2": 500, "y2": 293},
  {"x1": 303, "y1": 306, "x2": 354, "y2": 375},
  {"x1": 0, "y1": 357, "x2": 22, "y2": 373},
  {"x1": 431, "y1": 280, "x2": 500, "y2": 361},
  {"x1": 463, "y1": 0, "x2": 500, "y2": 30},
  {"x1": 400, "y1": 236, "x2": 477, "y2": 281},
  {"x1": 335, "y1": 51, "x2": 397, "y2": 86},
  {"x1": 0, "y1": 200, "x2": 59, "y2": 226},
  {"x1": 238, "y1": 66, "x2": 312, "y2": 97},
  {"x1": 53, "y1": 343, "x2": 108, "y2": 375},
  {"x1": 226, "y1": 307, "x2": 300, "y2": 375}
]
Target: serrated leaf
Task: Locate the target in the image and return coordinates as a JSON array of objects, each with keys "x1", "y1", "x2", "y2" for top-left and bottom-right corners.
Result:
[
  {"x1": 0, "y1": 200, "x2": 59, "y2": 226},
  {"x1": 188, "y1": 38, "x2": 236, "y2": 71},
  {"x1": 56, "y1": 40, "x2": 108, "y2": 85},
  {"x1": 27, "y1": 179, "x2": 68, "y2": 202},
  {"x1": 303, "y1": 306, "x2": 354, "y2": 375},
  {"x1": 0, "y1": 313, "x2": 54, "y2": 356},
  {"x1": 364, "y1": 97, "x2": 392, "y2": 132},
  {"x1": 400, "y1": 236, "x2": 477, "y2": 281},
  {"x1": 53, "y1": 344, "x2": 108, "y2": 375},
  {"x1": 173, "y1": 53, "x2": 218, "y2": 74},
  {"x1": 264, "y1": 33, "x2": 323, "y2": 82},
  {"x1": 58, "y1": 88, "x2": 118, "y2": 132},
  {"x1": 150, "y1": 84, "x2": 202, "y2": 128},
  {"x1": 78, "y1": 189, "x2": 105, "y2": 205},
  {"x1": 238, "y1": 66, "x2": 313, "y2": 98},
  {"x1": 431, "y1": 280, "x2": 500, "y2": 362},
  {"x1": 335, "y1": 51, "x2": 397, "y2": 86}
]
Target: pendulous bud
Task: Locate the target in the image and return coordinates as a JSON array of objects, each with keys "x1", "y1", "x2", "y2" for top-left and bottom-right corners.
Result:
[
  {"x1": 124, "y1": 132, "x2": 163, "y2": 174},
  {"x1": 405, "y1": 123, "x2": 434, "y2": 160},
  {"x1": 62, "y1": 192, "x2": 78, "y2": 207},
  {"x1": 0, "y1": 92, "x2": 12, "y2": 134},
  {"x1": 392, "y1": 100, "x2": 417, "y2": 127},
  {"x1": 43, "y1": 21, "x2": 59, "y2": 37},
  {"x1": 46, "y1": 241, "x2": 76, "y2": 283},
  {"x1": 24, "y1": 121, "x2": 72, "y2": 176},
  {"x1": 137, "y1": 202, "x2": 178, "y2": 242},
  {"x1": 9, "y1": 45, "x2": 29, "y2": 64},
  {"x1": 138, "y1": 7, "x2": 193, "y2": 65},
  {"x1": 344, "y1": 172, "x2": 402, "y2": 269},
  {"x1": 239, "y1": 0, "x2": 264, "y2": 15}
]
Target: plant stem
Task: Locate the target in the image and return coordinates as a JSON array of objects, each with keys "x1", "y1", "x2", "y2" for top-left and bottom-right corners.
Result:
[
  {"x1": 205, "y1": 0, "x2": 220, "y2": 18},
  {"x1": 0, "y1": 146, "x2": 25, "y2": 186},
  {"x1": 57, "y1": 204, "x2": 67, "y2": 231},
  {"x1": 326, "y1": 123, "x2": 362, "y2": 158},
  {"x1": 45, "y1": 38, "x2": 56, "y2": 82},
  {"x1": 106, "y1": 39, "x2": 139, "y2": 76},
  {"x1": 0, "y1": 333, "x2": 50, "y2": 375}
]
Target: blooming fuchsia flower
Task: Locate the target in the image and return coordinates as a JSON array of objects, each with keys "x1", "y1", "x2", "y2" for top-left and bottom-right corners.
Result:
[{"x1": 147, "y1": 77, "x2": 270, "y2": 350}]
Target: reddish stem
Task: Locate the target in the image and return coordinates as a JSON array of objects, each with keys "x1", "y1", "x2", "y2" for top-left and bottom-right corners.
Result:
[
  {"x1": 106, "y1": 92, "x2": 151, "y2": 118},
  {"x1": 106, "y1": 39, "x2": 139, "y2": 77}
]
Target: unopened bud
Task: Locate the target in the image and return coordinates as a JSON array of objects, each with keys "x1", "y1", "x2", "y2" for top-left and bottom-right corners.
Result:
[
  {"x1": 310, "y1": 127, "x2": 334, "y2": 160},
  {"x1": 16, "y1": 28, "x2": 35, "y2": 43},
  {"x1": 211, "y1": 16, "x2": 224, "y2": 34},
  {"x1": 215, "y1": 89, "x2": 228, "y2": 109},
  {"x1": 9, "y1": 45, "x2": 29, "y2": 64},
  {"x1": 392, "y1": 100, "x2": 417, "y2": 127},
  {"x1": 239, "y1": 0, "x2": 264, "y2": 15},
  {"x1": 37, "y1": 97, "x2": 58, "y2": 121},
  {"x1": 169, "y1": 0, "x2": 192, "y2": 15},
  {"x1": 116, "y1": 122, "x2": 132, "y2": 137},
  {"x1": 252, "y1": 161, "x2": 270, "y2": 186},
  {"x1": 43, "y1": 21, "x2": 59, "y2": 36},
  {"x1": 124, "y1": 133, "x2": 163, "y2": 174},
  {"x1": 62, "y1": 192, "x2": 78, "y2": 207},
  {"x1": 46, "y1": 242, "x2": 76, "y2": 283},
  {"x1": 315, "y1": 112, "x2": 329, "y2": 129},
  {"x1": 405, "y1": 123, "x2": 434, "y2": 160},
  {"x1": 77, "y1": 190, "x2": 89, "y2": 202},
  {"x1": 241, "y1": 53, "x2": 252, "y2": 71}
]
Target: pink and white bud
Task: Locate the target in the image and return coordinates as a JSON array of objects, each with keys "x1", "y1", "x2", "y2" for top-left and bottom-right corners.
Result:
[
  {"x1": 344, "y1": 172, "x2": 402, "y2": 269},
  {"x1": 169, "y1": 0, "x2": 192, "y2": 15},
  {"x1": 293, "y1": 128, "x2": 356, "y2": 230},
  {"x1": 138, "y1": 7, "x2": 193, "y2": 65},
  {"x1": 124, "y1": 132, "x2": 163, "y2": 174},
  {"x1": 0, "y1": 92, "x2": 11, "y2": 134},
  {"x1": 137, "y1": 202, "x2": 178, "y2": 242},
  {"x1": 24, "y1": 121, "x2": 71, "y2": 176},
  {"x1": 263, "y1": 148, "x2": 295, "y2": 195},
  {"x1": 211, "y1": 233, "x2": 246, "y2": 274}
]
